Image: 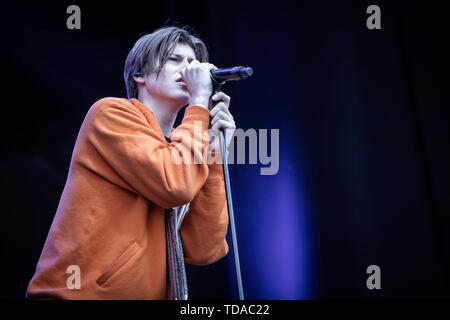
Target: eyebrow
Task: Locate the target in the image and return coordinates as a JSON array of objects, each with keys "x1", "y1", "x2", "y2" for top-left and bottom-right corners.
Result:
[{"x1": 170, "y1": 53, "x2": 195, "y2": 61}]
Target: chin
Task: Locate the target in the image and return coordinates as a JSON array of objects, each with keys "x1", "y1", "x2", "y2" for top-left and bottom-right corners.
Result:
[
  {"x1": 176, "y1": 93, "x2": 190, "y2": 105},
  {"x1": 172, "y1": 96, "x2": 189, "y2": 110}
]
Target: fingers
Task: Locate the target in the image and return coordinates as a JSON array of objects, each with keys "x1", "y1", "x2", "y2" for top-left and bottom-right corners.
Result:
[
  {"x1": 210, "y1": 102, "x2": 233, "y2": 118},
  {"x1": 211, "y1": 119, "x2": 236, "y2": 130},
  {"x1": 187, "y1": 60, "x2": 215, "y2": 70},
  {"x1": 210, "y1": 105, "x2": 234, "y2": 131},
  {"x1": 208, "y1": 63, "x2": 218, "y2": 71},
  {"x1": 182, "y1": 60, "x2": 212, "y2": 75},
  {"x1": 211, "y1": 110, "x2": 234, "y2": 127},
  {"x1": 211, "y1": 91, "x2": 231, "y2": 105},
  {"x1": 182, "y1": 60, "x2": 214, "y2": 103},
  {"x1": 210, "y1": 100, "x2": 235, "y2": 132},
  {"x1": 181, "y1": 59, "x2": 200, "y2": 74}
]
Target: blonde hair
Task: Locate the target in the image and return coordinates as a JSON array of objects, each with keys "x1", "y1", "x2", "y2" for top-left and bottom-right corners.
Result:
[{"x1": 124, "y1": 26, "x2": 209, "y2": 99}]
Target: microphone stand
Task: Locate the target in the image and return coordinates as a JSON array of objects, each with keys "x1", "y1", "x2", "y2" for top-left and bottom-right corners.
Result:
[{"x1": 211, "y1": 78, "x2": 245, "y2": 300}]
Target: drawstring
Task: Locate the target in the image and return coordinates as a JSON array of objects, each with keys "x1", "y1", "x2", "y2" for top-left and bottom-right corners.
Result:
[{"x1": 165, "y1": 203, "x2": 189, "y2": 300}]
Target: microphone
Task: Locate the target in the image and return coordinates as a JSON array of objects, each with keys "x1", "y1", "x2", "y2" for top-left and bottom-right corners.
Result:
[{"x1": 210, "y1": 66, "x2": 253, "y2": 83}]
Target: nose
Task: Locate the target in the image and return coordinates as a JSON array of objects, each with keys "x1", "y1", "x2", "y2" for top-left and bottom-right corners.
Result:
[{"x1": 178, "y1": 58, "x2": 190, "y2": 71}]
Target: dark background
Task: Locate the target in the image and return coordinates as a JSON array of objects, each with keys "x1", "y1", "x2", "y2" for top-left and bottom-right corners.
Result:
[{"x1": 1, "y1": 0, "x2": 449, "y2": 299}]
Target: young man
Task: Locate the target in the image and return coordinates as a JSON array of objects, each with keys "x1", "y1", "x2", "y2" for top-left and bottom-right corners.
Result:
[{"x1": 26, "y1": 26, "x2": 236, "y2": 299}]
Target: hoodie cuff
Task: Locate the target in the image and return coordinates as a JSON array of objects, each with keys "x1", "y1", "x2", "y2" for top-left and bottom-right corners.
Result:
[
  {"x1": 183, "y1": 105, "x2": 210, "y2": 130},
  {"x1": 206, "y1": 151, "x2": 231, "y2": 178}
]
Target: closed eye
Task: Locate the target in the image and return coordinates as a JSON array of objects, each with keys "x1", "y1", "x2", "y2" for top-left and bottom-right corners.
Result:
[{"x1": 169, "y1": 54, "x2": 195, "y2": 63}]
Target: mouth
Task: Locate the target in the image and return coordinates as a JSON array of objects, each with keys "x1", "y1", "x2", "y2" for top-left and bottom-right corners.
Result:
[{"x1": 176, "y1": 79, "x2": 187, "y2": 88}]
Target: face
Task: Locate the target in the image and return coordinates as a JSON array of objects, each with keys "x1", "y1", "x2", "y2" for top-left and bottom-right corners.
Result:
[{"x1": 141, "y1": 43, "x2": 196, "y2": 109}]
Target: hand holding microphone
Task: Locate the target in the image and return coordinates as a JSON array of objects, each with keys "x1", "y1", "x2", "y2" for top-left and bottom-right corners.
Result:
[
  {"x1": 208, "y1": 91, "x2": 235, "y2": 152},
  {"x1": 180, "y1": 62, "x2": 253, "y2": 151},
  {"x1": 207, "y1": 66, "x2": 253, "y2": 152},
  {"x1": 180, "y1": 60, "x2": 216, "y2": 108},
  {"x1": 181, "y1": 61, "x2": 253, "y2": 107}
]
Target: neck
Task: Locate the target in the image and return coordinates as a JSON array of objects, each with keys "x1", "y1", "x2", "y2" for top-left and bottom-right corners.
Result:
[{"x1": 137, "y1": 91, "x2": 183, "y2": 138}]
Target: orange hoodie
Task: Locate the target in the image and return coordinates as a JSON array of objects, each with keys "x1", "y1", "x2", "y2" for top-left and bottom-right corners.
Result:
[{"x1": 26, "y1": 97, "x2": 229, "y2": 299}]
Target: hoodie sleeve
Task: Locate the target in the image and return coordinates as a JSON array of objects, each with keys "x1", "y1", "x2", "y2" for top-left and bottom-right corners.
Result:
[
  {"x1": 180, "y1": 153, "x2": 230, "y2": 265},
  {"x1": 87, "y1": 98, "x2": 212, "y2": 209}
]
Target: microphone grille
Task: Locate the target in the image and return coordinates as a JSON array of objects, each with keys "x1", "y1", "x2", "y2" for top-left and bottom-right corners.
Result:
[{"x1": 244, "y1": 67, "x2": 253, "y2": 77}]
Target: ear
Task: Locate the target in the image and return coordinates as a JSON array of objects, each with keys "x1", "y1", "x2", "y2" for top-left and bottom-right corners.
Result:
[{"x1": 133, "y1": 72, "x2": 145, "y2": 84}]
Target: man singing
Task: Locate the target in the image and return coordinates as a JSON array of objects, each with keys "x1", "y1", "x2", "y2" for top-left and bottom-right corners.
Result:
[{"x1": 26, "y1": 25, "x2": 236, "y2": 299}]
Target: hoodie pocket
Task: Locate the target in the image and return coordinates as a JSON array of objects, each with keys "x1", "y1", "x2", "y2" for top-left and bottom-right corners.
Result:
[{"x1": 96, "y1": 241, "x2": 139, "y2": 287}]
